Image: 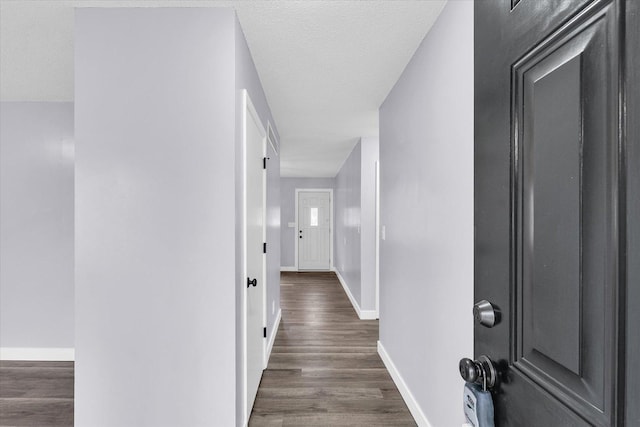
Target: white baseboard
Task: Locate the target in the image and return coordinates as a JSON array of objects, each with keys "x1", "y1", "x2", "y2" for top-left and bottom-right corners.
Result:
[
  {"x1": 265, "y1": 308, "x2": 281, "y2": 367},
  {"x1": 334, "y1": 269, "x2": 360, "y2": 317},
  {"x1": 359, "y1": 309, "x2": 378, "y2": 320},
  {"x1": 0, "y1": 347, "x2": 75, "y2": 361},
  {"x1": 280, "y1": 266, "x2": 297, "y2": 272},
  {"x1": 377, "y1": 341, "x2": 432, "y2": 427},
  {"x1": 334, "y1": 269, "x2": 378, "y2": 320}
]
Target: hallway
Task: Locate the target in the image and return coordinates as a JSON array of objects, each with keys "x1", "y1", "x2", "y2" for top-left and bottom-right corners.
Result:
[{"x1": 249, "y1": 272, "x2": 416, "y2": 426}]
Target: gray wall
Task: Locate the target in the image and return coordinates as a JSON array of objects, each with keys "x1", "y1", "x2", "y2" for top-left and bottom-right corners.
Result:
[
  {"x1": 359, "y1": 137, "x2": 379, "y2": 312},
  {"x1": 0, "y1": 102, "x2": 74, "y2": 352},
  {"x1": 75, "y1": 9, "x2": 237, "y2": 425},
  {"x1": 378, "y1": 1, "x2": 474, "y2": 426},
  {"x1": 335, "y1": 143, "x2": 362, "y2": 304},
  {"x1": 280, "y1": 177, "x2": 335, "y2": 268},
  {"x1": 234, "y1": 16, "x2": 281, "y2": 426},
  {"x1": 334, "y1": 137, "x2": 379, "y2": 314}
]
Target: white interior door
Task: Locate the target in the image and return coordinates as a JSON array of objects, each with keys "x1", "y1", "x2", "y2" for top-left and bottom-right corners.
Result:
[
  {"x1": 297, "y1": 191, "x2": 331, "y2": 270},
  {"x1": 244, "y1": 91, "x2": 265, "y2": 420}
]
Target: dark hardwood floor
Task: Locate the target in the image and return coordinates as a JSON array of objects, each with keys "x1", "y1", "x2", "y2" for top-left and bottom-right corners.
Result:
[
  {"x1": 0, "y1": 361, "x2": 73, "y2": 427},
  {"x1": 249, "y1": 272, "x2": 416, "y2": 427}
]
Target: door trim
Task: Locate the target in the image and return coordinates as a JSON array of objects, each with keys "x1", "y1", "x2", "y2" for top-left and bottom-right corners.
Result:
[
  {"x1": 261, "y1": 129, "x2": 268, "y2": 371},
  {"x1": 294, "y1": 188, "x2": 334, "y2": 271},
  {"x1": 241, "y1": 89, "x2": 266, "y2": 424},
  {"x1": 375, "y1": 160, "x2": 380, "y2": 318}
]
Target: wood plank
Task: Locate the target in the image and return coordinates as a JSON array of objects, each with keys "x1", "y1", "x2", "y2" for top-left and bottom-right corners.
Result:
[
  {"x1": 280, "y1": 413, "x2": 417, "y2": 427},
  {"x1": 0, "y1": 362, "x2": 74, "y2": 426},
  {"x1": 0, "y1": 367, "x2": 74, "y2": 399},
  {"x1": 0, "y1": 397, "x2": 73, "y2": 426}
]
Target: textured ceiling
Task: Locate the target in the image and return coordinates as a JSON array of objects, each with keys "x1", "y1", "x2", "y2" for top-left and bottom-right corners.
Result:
[{"x1": 0, "y1": 0, "x2": 447, "y2": 177}]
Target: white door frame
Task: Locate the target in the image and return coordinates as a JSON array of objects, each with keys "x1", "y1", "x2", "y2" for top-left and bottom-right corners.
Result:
[
  {"x1": 242, "y1": 89, "x2": 266, "y2": 424},
  {"x1": 375, "y1": 161, "x2": 380, "y2": 318},
  {"x1": 294, "y1": 188, "x2": 333, "y2": 271}
]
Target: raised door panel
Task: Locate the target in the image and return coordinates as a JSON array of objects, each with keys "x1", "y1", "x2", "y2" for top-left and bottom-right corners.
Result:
[{"x1": 509, "y1": 3, "x2": 618, "y2": 423}]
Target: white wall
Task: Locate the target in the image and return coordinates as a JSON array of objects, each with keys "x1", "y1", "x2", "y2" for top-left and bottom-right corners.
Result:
[
  {"x1": 378, "y1": 1, "x2": 474, "y2": 426},
  {"x1": 75, "y1": 8, "x2": 237, "y2": 426},
  {"x1": 359, "y1": 137, "x2": 379, "y2": 312},
  {"x1": 280, "y1": 177, "x2": 335, "y2": 269},
  {"x1": 335, "y1": 142, "x2": 362, "y2": 304},
  {"x1": 0, "y1": 102, "x2": 74, "y2": 357},
  {"x1": 334, "y1": 138, "x2": 379, "y2": 316}
]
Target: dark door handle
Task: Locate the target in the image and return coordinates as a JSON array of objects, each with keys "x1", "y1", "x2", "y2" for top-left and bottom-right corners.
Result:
[
  {"x1": 247, "y1": 278, "x2": 257, "y2": 288},
  {"x1": 459, "y1": 355, "x2": 497, "y2": 391}
]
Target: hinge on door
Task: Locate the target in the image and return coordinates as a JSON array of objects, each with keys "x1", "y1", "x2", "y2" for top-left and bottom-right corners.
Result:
[
  {"x1": 263, "y1": 327, "x2": 267, "y2": 338},
  {"x1": 263, "y1": 242, "x2": 267, "y2": 253},
  {"x1": 263, "y1": 157, "x2": 267, "y2": 169}
]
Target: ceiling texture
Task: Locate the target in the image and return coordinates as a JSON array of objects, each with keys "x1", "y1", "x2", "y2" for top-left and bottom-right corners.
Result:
[{"x1": 0, "y1": 0, "x2": 446, "y2": 177}]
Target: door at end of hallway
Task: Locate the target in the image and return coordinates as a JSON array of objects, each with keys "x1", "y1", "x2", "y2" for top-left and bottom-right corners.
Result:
[{"x1": 296, "y1": 190, "x2": 332, "y2": 271}]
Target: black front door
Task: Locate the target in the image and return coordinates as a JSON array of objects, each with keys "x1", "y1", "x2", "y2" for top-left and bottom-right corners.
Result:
[{"x1": 474, "y1": 0, "x2": 638, "y2": 425}]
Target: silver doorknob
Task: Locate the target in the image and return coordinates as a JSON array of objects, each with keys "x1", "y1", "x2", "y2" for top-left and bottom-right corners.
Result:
[{"x1": 473, "y1": 300, "x2": 500, "y2": 328}]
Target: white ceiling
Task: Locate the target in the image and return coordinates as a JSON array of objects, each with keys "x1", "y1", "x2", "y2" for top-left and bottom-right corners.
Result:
[{"x1": 0, "y1": 0, "x2": 446, "y2": 177}]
